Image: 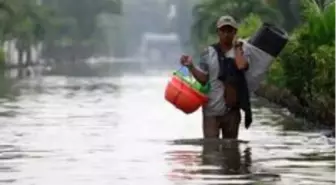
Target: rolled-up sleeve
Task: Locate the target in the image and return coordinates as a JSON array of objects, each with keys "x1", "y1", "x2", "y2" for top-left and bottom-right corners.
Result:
[{"x1": 195, "y1": 47, "x2": 210, "y2": 74}]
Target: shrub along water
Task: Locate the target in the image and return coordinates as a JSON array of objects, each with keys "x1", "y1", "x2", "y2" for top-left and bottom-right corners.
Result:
[{"x1": 276, "y1": 0, "x2": 335, "y2": 101}]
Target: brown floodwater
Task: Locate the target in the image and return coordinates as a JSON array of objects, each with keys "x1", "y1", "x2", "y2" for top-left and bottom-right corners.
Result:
[{"x1": 0, "y1": 72, "x2": 334, "y2": 185}]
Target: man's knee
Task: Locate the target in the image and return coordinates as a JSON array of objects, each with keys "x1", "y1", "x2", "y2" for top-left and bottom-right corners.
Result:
[
  {"x1": 203, "y1": 115, "x2": 220, "y2": 138},
  {"x1": 220, "y1": 109, "x2": 241, "y2": 139}
]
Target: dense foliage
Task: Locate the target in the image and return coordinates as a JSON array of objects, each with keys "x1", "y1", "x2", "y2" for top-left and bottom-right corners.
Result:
[
  {"x1": 0, "y1": 0, "x2": 122, "y2": 65},
  {"x1": 271, "y1": 0, "x2": 335, "y2": 103},
  {"x1": 41, "y1": 0, "x2": 122, "y2": 60}
]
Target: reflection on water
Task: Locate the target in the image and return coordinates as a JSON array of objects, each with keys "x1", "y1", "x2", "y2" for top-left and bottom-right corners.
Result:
[
  {"x1": 0, "y1": 73, "x2": 334, "y2": 185},
  {"x1": 166, "y1": 139, "x2": 255, "y2": 184}
]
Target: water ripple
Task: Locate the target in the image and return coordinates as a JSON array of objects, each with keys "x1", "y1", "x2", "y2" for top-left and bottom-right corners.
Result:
[{"x1": 0, "y1": 75, "x2": 333, "y2": 185}]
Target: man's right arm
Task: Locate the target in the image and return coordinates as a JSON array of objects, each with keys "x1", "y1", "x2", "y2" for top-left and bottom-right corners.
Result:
[{"x1": 188, "y1": 47, "x2": 210, "y2": 85}]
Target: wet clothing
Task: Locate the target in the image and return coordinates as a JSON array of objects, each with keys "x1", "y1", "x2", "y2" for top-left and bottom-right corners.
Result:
[
  {"x1": 202, "y1": 108, "x2": 241, "y2": 139},
  {"x1": 195, "y1": 46, "x2": 234, "y2": 116},
  {"x1": 195, "y1": 41, "x2": 252, "y2": 138},
  {"x1": 211, "y1": 43, "x2": 252, "y2": 129}
]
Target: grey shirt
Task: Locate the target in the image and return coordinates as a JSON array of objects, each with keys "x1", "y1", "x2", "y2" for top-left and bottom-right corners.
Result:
[{"x1": 194, "y1": 43, "x2": 251, "y2": 116}]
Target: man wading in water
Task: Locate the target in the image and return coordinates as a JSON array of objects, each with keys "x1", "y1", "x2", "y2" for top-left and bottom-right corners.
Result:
[{"x1": 180, "y1": 15, "x2": 252, "y2": 139}]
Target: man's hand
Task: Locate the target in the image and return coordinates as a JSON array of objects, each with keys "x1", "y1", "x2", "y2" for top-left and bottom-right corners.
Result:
[
  {"x1": 180, "y1": 55, "x2": 194, "y2": 69},
  {"x1": 179, "y1": 54, "x2": 208, "y2": 85},
  {"x1": 234, "y1": 42, "x2": 248, "y2": 70}
]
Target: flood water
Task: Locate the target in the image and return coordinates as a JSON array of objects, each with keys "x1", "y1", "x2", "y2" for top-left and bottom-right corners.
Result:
[{"x1": 0, "y1": 72, "x2": 334, "y2": 185}]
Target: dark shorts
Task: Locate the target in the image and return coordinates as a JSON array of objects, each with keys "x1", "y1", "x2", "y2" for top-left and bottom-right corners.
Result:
[{"x1": 202, "y1": 108, "x2": 241, "y2": 139}]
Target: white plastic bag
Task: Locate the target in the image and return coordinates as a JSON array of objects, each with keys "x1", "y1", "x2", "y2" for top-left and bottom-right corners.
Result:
[{"x1": 241, "y1": 39, "x2": 275, "y2": 92}]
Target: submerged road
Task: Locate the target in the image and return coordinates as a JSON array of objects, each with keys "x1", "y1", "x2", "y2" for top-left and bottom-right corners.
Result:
[{"x1": 0, "y1": 72, "x2": 334, "y2": 185}]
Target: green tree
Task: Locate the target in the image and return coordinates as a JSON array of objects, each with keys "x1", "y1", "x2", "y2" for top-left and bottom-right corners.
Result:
[
  {"x1": 41, "y1": 0, "x2": 122, "y2": 61},
  {"x1": 191, "y1": 0, "x2": 282, "y2": 51},
  {"x1": 0, "y1": 0, "x2": 55, "y2": 68}
]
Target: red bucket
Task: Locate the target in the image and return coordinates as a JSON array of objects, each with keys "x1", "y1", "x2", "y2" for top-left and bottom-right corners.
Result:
[{"x1": 164, "y1": 75, "x2": 208, "y2": 114}]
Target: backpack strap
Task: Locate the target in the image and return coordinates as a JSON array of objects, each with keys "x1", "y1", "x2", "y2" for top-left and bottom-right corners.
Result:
[
  {"x1": 211, "y1": 43, "x2": 225, "y2": 66},
  {"x1": 211, "y1": 43, "x2": 222, "y2": 58},
  {"x1": 211, "y1": 43, "x2": 223, "y2": 78},
  {"x1": 210, "y1": 43, "x2": 230, "y2": 82}
]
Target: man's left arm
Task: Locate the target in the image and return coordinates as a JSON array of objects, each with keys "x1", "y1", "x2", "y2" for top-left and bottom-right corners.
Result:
[{"x1": 234, "y1": 42, "x2": 250, "y2": 71}]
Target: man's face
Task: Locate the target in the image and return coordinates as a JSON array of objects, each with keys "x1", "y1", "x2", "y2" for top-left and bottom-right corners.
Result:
[{"x1": 218, "y1": 25, "x2": 237, "y2": 44}]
